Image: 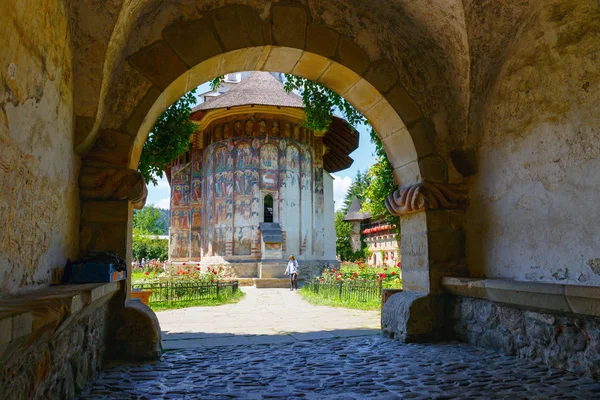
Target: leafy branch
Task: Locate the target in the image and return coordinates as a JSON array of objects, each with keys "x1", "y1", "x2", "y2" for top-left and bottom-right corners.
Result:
[
  {"x1": 138, "y1": 89, "x2": 197, "y2": 185},
  {"x1": 283, "y1": 74, "x2": 367, "y2": 132}
]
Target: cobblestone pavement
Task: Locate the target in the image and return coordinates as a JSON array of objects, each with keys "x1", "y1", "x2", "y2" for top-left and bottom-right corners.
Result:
[
  {"x1": 81, "y1": 336, "x2": 600, "y2": 399},
  {"x1": 157, "y1": 287, "x2": 380, "y2": 350}
]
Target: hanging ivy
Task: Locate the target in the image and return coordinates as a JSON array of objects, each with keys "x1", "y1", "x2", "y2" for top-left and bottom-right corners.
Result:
[{"x1": 138, "y1": 89, "x2": 197, "y2": 185}]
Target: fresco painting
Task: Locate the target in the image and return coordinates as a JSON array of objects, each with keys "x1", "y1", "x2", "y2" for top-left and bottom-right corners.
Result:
[
  {"x1": 214, "y1": 146, "x2": 230, "y2": 172},
  {"x1": 191, "y1": 179, "x2": 202, "y2": 202},
  {"x1": 234, "y1": 227, "x2": 252, "y2": 255},
  {"x1": 192, "y1": 149, "x2": 203, "y2": 177},
  {"x1": 191, "y1": 206, "x2": 201, "y2": 228},
  {"x1": 190, "y1": 232, "x2": 201, "y2": 259},
  {"x1": 168, "y1": 113, "x2": 342, "y2": 264},
  {"x1": 170, "y1": 232, "x2": 190, "y2": 258}
]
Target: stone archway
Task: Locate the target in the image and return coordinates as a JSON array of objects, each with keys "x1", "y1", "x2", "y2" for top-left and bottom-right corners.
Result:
[{"x1": 76, "y1": 4, "x2": 471, "y2": 355}]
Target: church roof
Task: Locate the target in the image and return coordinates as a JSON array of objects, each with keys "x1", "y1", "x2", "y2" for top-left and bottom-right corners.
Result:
[
  {"x1": 192, "y1": 72, "x2": 304, "y2": 112},
  {"x1": 189, "y1": 71, "x2": 360, "y2": 173},
  {"x1": 344, "y1": 197, "x2": 372, "y2": 222}
]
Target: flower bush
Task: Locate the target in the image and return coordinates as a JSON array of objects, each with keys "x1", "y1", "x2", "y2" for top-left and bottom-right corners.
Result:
[
  {"x1": 132, "y1": 261, "x2": 235, "y2": 285},
  {"x1": 316, "y1": 261, "x2": 402, "y2": 289}
]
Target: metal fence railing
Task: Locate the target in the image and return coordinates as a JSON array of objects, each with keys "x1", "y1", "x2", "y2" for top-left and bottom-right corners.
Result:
[
  {"x1": 132, "y1": 280, "x2": 238, "y2": 305},
  {"x1": 305, "y1": 279, "x2": 383, "y2": 303}
]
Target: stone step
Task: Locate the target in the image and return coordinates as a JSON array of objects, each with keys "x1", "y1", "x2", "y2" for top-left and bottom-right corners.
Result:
[{"x1": 253, "y1": 278, "x2": 290, "y2": 288}]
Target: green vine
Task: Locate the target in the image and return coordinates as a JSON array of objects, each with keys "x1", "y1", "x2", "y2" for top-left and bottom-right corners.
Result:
[
  {"x1": 138, "y1": 89, "x2": 197, "y2": 185},
  {"x1": 283, "y1": 74, "x2": 366, "y2": 132}
]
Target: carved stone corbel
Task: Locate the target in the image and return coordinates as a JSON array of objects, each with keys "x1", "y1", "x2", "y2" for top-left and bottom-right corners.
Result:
[
  {"x1": 385, "y1": 182, "x2": 467, "y2": 215},
  {"x1": 80, "y1": 166, "x2": 148, "y2": 209}
]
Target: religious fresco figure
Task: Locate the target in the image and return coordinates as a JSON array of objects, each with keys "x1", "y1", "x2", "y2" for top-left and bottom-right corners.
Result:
[
  {"x1": 192, "y1": 207, "x2": 201, "y2": 228},
  {"x1": 172, "y1": 185, "x2": 182, "y2": 206},
  {"x1": 166, "y1": 72, "x2": 355, "y2": 269},
  {"x1": 192, "y1": 179, "x2": 202, "y2": 202},
  {"x1": 181, "y1": 210, "x2": 189, "y2": 230},
  {"x1": 182, "y1": 185, "x2": 190, "y2": 204}
]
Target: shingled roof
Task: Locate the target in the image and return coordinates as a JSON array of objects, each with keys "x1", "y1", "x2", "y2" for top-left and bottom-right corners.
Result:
[
  {"x1": 190, "y1": 71, "x2": 359, "y2": 173},
  {"x1": 344, "y1": 197, "x2": 372, "y2": 222},
  {"x1": 192, "y1": 72, "x2": 304, "y2": 112}
]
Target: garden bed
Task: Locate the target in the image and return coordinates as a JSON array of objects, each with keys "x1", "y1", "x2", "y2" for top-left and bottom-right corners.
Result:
[
  {"x1": 299, "y1": 262, "x2": 402, "y2": 310},
  {"x1": 131, "y1": 264, "x2": 244, "y2": 310}
]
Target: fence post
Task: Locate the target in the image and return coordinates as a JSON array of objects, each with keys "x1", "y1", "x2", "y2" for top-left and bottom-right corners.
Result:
[
  {"x1": 339, "y1": 281, "x2": 343, "y2": 300},
  {"x1": 216, "y1": 281, "x2": 220, "y2": 298}
]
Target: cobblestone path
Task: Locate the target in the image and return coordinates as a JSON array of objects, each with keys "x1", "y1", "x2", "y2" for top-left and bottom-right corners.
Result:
[
  {"x1": 81, "y1": 336, "x2": 600, "y2": 399},
  {"x1": 157, "y1": 287, "x2": 380, "y2": 349}
]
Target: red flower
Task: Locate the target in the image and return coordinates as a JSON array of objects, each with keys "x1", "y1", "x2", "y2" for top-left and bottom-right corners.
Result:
[
  {"x1": 396, "y1": 262, "x2": 401, "y2": 267},
  {"x1": 213, "y1": 270, "x2": 217, "y2": 275},
  {"x1": 392, "y1": 271, "x2": 396, "y2": 276},
  {"x1": 196, "y1": 267, "x2": 201, "y2": 271},
  {"x1": 183, "y1": 262, "x2": 186, "y2": 266},
  {"x1": 382, "y1": 273, "x2": 387, "y2": 279},
  {"x1": 144, "y1": 271, "x2": 149, "y2": 275}
]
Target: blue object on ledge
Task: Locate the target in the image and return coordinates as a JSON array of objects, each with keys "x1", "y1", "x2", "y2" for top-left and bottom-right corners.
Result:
[{"x1": 72, "y1": 263, "x2": 127, "y2": 284}]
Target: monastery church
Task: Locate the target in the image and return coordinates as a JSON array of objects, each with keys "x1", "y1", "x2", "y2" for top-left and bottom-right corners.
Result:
[{"x1": 166, "y1": 72, "x2": 358, "y2": 281}]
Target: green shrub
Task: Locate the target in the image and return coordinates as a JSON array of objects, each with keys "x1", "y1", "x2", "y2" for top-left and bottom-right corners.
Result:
[{"x1": 132, "y1": 234, "x2": 168, "y2": 261}]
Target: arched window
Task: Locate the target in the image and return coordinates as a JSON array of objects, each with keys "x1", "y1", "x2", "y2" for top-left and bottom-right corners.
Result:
[{"x1": 264, "y1": 195, "x2": 274, "y2": 223}]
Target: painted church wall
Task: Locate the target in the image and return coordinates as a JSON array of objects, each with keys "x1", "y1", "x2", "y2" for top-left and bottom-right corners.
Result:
[
  {"x1": 168, "y1": 115, "x2": 339, "y2": 264},
  {"x1": 323, "y1": 172, "x2": 337, "y2": 260},
  {"x1": 283, "y1": 144, "x2": 301, "y2": 257},
  {"x1": 0, "y1": 1, "x2": 79, "y2": 295}
]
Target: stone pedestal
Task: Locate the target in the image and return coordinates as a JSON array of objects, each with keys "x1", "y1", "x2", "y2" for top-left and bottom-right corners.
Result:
[
  {"x1": 381, "y1": 291, "x2": 444, "y2": 343},
  {"x1": 106, "y1": 299, "x2": 162, "y2": 361}
]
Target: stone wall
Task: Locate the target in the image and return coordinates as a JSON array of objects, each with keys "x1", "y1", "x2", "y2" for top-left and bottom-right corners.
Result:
[
  {"x1": 0, "y1": 306, "x2": 109, "y2": 399},
  {"x1": 466, "y1": 1, "x2": 600, "y2": 286},
  {"x1": 446, "y1": 295, "x2": 600, "y2": 380},
  {"x1": 0, "y1": 0, "x2": 79, "y2": 296}
]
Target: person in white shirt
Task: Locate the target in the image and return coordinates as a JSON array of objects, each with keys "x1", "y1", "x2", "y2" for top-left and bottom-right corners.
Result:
[{"x1": 285, "y1": 255, "x2": 299, "y2": 291}]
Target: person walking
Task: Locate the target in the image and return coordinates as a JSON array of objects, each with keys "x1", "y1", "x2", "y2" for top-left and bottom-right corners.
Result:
[{"x1": 285, "y1": 255, "x2": 299, "y2": 291}]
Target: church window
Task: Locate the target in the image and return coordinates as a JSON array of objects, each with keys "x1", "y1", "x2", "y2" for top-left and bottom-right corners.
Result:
[{"x1": 264, "y1": 195, "x2": 274, "y2": 223}]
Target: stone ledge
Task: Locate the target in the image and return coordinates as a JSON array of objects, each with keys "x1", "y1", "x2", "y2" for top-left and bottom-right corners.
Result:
[
  {"x1": 0, "y1": 283, "x2": 118, "y2": 351},
  {"x1": 441, "y1": 277, "x2": 600, "y2": 317}
]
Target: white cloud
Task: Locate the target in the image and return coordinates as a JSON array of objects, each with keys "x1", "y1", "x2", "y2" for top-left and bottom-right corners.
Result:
[
  {"x1": 151, "y1": 197, "x2": 171, "y2": 210},
  {"x1": 332, "y1": 174, "x2": 353, "y2": 211},
  {"x1": 154, "y1": 175, "x2": 170, "y2": 189}
]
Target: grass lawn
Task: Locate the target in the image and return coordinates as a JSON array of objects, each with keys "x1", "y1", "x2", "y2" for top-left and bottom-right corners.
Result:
[
  {"x1": 148, "y1": 289, "x2": 245, "y2": 312},
  {"x1": 297, "y1": 287, "x2": 382, "y2": 311}
]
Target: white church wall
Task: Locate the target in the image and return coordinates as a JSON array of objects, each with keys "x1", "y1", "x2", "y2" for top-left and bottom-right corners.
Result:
[{"x1": 323, "y1": 172, "x2": 337, "y2": 260}]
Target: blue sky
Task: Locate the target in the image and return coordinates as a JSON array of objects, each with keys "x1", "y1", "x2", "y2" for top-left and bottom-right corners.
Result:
[{"x1": 145, "y1": 81, "x2": 376, "y2": 211}]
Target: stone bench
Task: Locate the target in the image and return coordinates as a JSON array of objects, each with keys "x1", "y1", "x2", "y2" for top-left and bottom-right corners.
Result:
[
  {"x1": 0, "y1": 283, "x2": 119, "y2": 398},
  {"x1": 441, "y1": 277, "x2": 600, "y2": 317}
]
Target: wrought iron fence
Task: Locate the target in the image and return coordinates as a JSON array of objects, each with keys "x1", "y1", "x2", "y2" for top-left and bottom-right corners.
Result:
[
  {"x1": 132, "y1": 280, "x2": 238, "y2": 305},
  {"x1": 305, "y1": 279, "x2": 383, "y2": 303}
]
